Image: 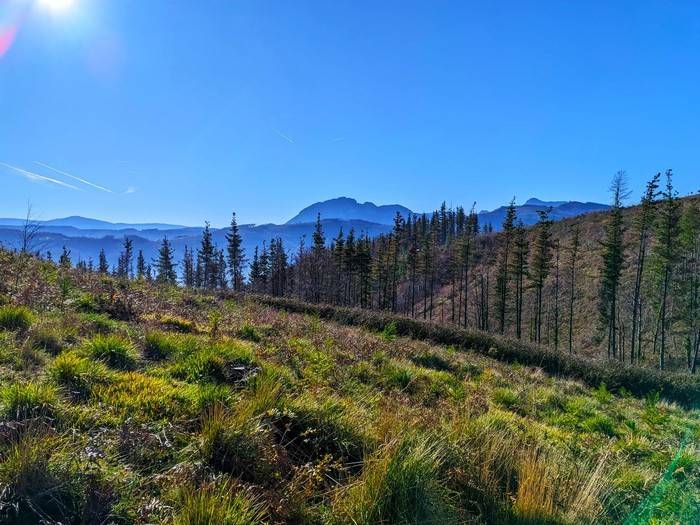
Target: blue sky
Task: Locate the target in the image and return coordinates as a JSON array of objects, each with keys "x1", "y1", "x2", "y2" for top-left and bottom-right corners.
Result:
[{"x1": 1, "y1": 1, "x2": 699, "y2": 226}]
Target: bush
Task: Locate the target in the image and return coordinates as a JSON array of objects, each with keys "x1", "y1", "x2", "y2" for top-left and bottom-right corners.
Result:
[
  {"x1": 83, "y1": 335, "x2": 138, "y2": 370},
  {"x1": 380, "y1": 321, "x2": 397, "y2": 342},
  {"x1": 0, "y1": 381, "x2": 57, "y2": 421},
  {"x1": 0, "y1": 305, "x2": 34, "y2": 332},
  {"x1": 173, "y1": 481, "x2": 264, "y2": 525},
  {"x1": 238, "y1": 323, "x2": 261, "y2": 342}
]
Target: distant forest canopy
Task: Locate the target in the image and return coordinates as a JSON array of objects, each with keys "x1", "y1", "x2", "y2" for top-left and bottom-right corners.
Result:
[{"x1": 13, "y1": 171, "x2": 700, "y2": 374}]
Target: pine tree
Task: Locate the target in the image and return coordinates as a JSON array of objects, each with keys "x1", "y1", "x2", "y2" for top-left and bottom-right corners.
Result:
[
  {"x1": 226, "y1": 212, "x2": 245, "y2": 291},
  {"x1": 217, "y1": 249, "x2": 228, "y2": 289},
  {"x1": 198, "y1": 222, "x2": 216, "y2": 289},
  {"x1": 136, "y1": 250, "x2": 147, "y2": 279},
  {"x1": 566, "y1": 224, "x2": 580, "y2": 353},
  {"x1": 678, "y1": 200, "x2": 700, "y2": 372},
  {"x1": 155, "y1": 237, "x2": 177, "y2": 285},
  {"x1": 530, "y1": 209, "x2": 552, "y2": 344},
  {"x1": 630, "y1": 173, "x2": 660, "y2": 363},
  {"x1": 117, "y1": 237, "x2": 134, "y2": 279},
  {"x1": 249, "y1": 246, "x2": 261, "y2": 292},
  {"x1": 182, "y1": 246, "x2": 195, "y2": 287},
  {"x1": 98, "y1": 249, "x2": 109, "y2": 274},
  {"x1": 311, "y1": 213, "x2": 325, "y2": 302},
  {"x1": 511, "y1": 220, "x2": 529, "y2": 339},
  {"x1": 652, "y1": 170, "x2": 680, "y2": 370},
  {"x1": 598, "y1": 172, "x2": 628, "y2": 359},
  {"x1": 495, "y1": 198, "x2": 517, "y2": 334}
]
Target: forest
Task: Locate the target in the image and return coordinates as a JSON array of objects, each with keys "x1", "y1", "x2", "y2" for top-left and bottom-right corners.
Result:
[{"x1": 47, "y1": 170, "x2": 699, "y2": 375}]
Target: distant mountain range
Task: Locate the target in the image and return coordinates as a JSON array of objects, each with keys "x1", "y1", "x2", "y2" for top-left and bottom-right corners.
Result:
[
  {"x1": 0, "y1": 196, "x2": 608, "y2": 270},
  {"x1": 287, "y1": 197, "x2": 412, "y2": 225}
]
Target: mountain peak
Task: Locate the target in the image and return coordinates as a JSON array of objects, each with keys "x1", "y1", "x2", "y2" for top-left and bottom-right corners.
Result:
[
  {"x1": 524, "y1": 198, "x2": 568, "y2": 207},
  {"x1": 286, "y1": 197, "x2": 412, "y2": 225}
]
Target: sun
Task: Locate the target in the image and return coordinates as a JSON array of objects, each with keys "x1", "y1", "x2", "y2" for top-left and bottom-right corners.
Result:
[{"x1": 39, "y1": 0, "x2": 75, "y2": 11}]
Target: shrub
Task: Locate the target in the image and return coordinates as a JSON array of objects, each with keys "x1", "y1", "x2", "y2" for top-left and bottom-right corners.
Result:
[
  {"x1": 238, "y1": 323, "x2": 261, "y2": 342},
  {"x1": 0, "y1": 305, "x2": 34, "y2": 332},
  {"x1": 173, "y1": 481, "x2": 264, "y2": 525},
  {"x1": 380, "y1": 321, "x2": 397, "y2": 342},
  {"x1": 0, "y1": 381, "x2": 57, "y2": 420},
  {"x1": 83, "y1": 335, "x2": 138, "y2": 370}
]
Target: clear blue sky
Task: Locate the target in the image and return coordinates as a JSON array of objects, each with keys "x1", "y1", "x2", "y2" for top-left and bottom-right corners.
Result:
[{"x1": 1, "y1": 0, "x2": 699, "y2": 226}]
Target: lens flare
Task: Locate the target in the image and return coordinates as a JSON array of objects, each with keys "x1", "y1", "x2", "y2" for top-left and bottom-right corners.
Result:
[{"x1": 39, "y1": 0, "x2": 75, "y2": 11}]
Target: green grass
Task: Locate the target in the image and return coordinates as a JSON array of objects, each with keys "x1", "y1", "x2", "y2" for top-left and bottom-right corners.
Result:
[
  {"x1": 83, "y1": 334, "x2": 138, "y2": 369},
  {"x1": 173, "y1": 481, "x2": 264, "y2": 525},
  {"x1": 0, "y1": 305, "x2": 34, "y2": 332},
  {"x1": 0, "y1": 251, "x2": 698, "y2": 524},
  {"x1": 0, "y1": 381, "x2": 57, "y2": 420}
]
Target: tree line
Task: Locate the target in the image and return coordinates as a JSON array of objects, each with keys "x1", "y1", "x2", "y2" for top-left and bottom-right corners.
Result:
[{"x1": 49, "y1": 173, "x2": 700, "y2": 373}]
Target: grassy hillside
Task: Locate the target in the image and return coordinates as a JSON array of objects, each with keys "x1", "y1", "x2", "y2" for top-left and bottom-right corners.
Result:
[{"x1": 0, "y1": 250, "x2": 698, "y2": 524}]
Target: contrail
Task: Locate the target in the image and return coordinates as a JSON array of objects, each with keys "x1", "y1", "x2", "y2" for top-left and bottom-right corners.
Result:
[
  {"x1": 1, "y1": 162, "x2": 81, "y2": 191},
  {"x1": 35, "y1": 161, "x2": 112, "y2": 193},
  {"x1": 273, "y1": 128, "x2": 295, "y2": 144}
]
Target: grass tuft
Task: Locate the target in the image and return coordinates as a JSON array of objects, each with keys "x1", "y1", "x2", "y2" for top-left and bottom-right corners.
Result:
[
  {"x1": 83, "y1": 334, "x2": 138, "y2": 370},
  {"x1": 0, "y1": 305, "x2": 34, "y2": 332},
  {"x1": 0, "y1": 381, "x2": 57, "y2": 421},
  {"x1": 173, "y1": 481, "x2": 265, "y2": 525}
]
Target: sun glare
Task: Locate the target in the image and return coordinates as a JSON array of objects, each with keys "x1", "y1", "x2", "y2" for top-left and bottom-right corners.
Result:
[{"x1": 39, "y1": 0, "x2": 75, "y2": 11}]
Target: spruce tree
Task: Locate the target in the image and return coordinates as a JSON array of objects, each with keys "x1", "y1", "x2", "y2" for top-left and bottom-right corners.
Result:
[
  {"x1": 630, "y1": 173, "x2": 660, "y2": 363},
  {"x1": 226, "y1": 212, "x2": 245, "y2": 291},
  {"x1": 136, "y1": 250, "x2": 147, "y2": 279},
  {"x1": 511, "y1": 220, "x2": 529, "y2": 339},
  {"x1": 197, "y1": 222, "x2": 216, "y2": 289},
  {"x1": 98, "y1": 249, "x2": 109, "y2": 274},
  {"x1": 566, "y1": 224, "x2": 580, "y2": 353},
  {"x1": 117, "y1": 237, "x2": 134, "y2": 279},
  {"x1": 530, "y1": 209, "x2": 552, "y2": 344},
  {"x1": 598, "y1": 172, "x2": 628, "y2": 359},
  {"x1": 155, "y1": 237, "x2": 177, "y2": 285},
  {"x1": 652, "y1": 170, "x2": 680, "y2": 370},
  {"x1": 182, "y1": 246, "x2": 195, "y2": 287},
  {"x1": 678, "y1": 200, "x2": 700, "y2": 372},
  {"x1": 495, "y1": 198, "x2": 517, "y2": 334}
]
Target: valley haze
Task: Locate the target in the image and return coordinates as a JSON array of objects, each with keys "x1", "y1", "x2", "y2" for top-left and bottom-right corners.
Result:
[{"x1": 0, "y1": 196, "x2": 608, "y2": 269}]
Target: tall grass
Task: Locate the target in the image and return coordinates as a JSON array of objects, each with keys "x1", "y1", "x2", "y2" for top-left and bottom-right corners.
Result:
[
  {"x1": 0, "y1": 381, "x2": 57, "y2": 421},
  {"x1": 173, "y1": 481, "x2": 264, "y2": 525},
  {"x1": 0, "y1": 305, "x2": 34, "y2": 332},
  {"x1": 333, "y1": 434, "x2": 460, "y2": 524},
  {"x1": 83, "y1": 334, "x2": 138, "y2": 369}
]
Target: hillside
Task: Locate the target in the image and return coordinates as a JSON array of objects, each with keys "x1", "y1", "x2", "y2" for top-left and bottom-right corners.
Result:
[{"x1": 0, "y1": 250, "x2": 698, "y2": 524}]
